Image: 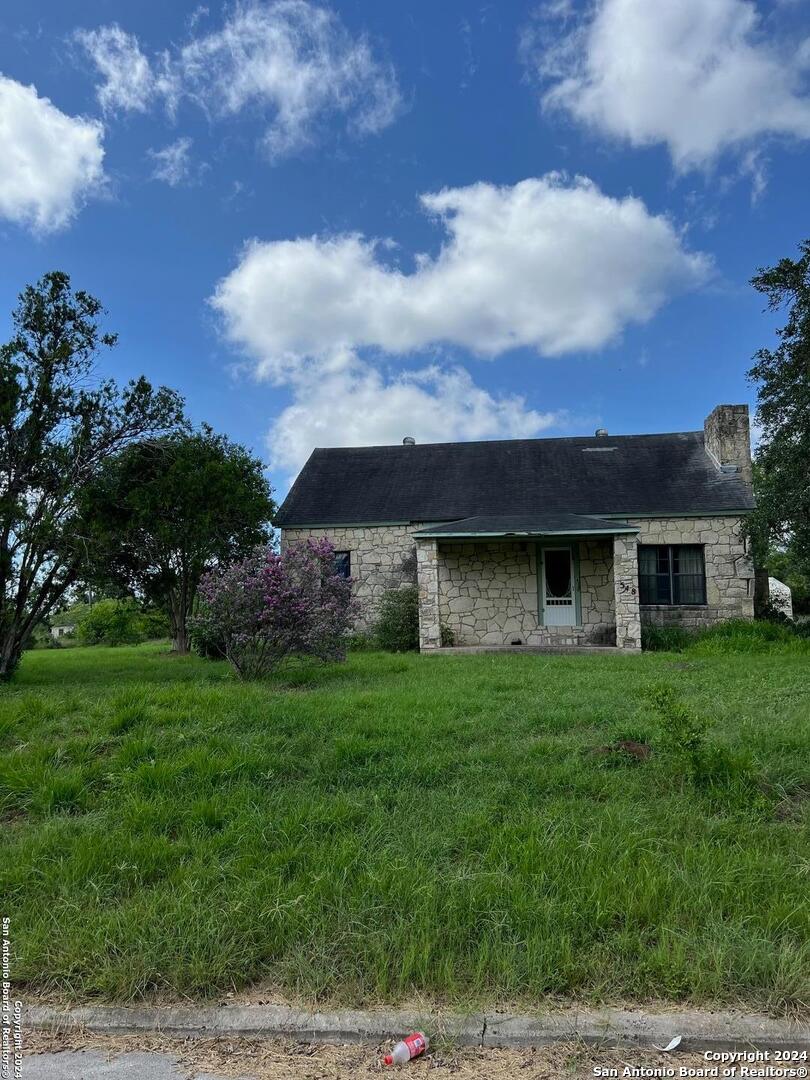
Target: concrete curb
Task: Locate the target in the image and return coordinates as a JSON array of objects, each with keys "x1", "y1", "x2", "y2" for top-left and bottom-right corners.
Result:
[{"x1": 23, "y1": 1003, "x2": 809, "y2": 1052}]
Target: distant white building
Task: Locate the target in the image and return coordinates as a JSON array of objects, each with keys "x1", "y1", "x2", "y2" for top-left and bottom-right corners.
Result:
[
  {"x1": 768, "y1": 577, "x2": 793, "y2": 620},
  {"x1": 49, "y1": 605, "x2": 87, "y2": 639}
]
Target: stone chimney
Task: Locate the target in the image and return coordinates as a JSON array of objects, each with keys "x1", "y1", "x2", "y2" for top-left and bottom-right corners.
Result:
[{"x1": 703, "y1": 404, "x2": 752, "y2": 488}]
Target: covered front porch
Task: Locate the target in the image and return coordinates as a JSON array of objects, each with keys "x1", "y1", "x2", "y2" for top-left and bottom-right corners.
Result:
[{"x1": 414, "y1": 513, "x2": 643, "y2": 653}]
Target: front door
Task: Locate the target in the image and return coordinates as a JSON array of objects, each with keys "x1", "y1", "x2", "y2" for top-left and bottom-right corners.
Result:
[{"x1": 541, "y1": 546, "x2": 577, "y2": 626}]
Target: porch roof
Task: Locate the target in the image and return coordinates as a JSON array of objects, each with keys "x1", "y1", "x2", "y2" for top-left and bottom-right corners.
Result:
[{"x1": 412, "y1": 513, "x2": 640, "y2": 538}]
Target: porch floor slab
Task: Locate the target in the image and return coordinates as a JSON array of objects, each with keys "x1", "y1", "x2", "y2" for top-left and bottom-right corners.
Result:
[{"x1": 425, "y1": 645, "x2": 641, "y2": 655}]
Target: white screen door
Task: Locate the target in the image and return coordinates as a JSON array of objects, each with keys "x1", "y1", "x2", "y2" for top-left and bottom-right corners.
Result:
[{"x1": 542, "y1": 547, "x2": 576, "y2": 626}]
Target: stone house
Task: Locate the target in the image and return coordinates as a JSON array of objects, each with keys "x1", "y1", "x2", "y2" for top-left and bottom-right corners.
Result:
[{"x1": 275, "y1": 405, "x2": 756, "y2": 652}]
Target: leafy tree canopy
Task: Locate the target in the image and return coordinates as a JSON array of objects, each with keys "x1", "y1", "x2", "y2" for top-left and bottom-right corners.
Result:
[
  {"x1": 83, "y1": 427, "x2": 276, "y2": 652},
  {"x1": 748, "y1": 241, "x2": 810, "y2": 579},
  {"x1": 0, "y1": 271, "x2": 184, "y2": 679}
]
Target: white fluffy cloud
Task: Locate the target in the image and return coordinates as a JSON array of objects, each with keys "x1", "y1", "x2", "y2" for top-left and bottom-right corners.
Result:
[
  {"x1": 74, "y1": 24, "x2": 173, "y2": 113},
  {"x1": 212, "y1": 173, "x2": 709, "y2": 376},
  {"x1": 179, "y1": 0, "x2": 401, "y2": 159},
  {"x1": 267, "y1": 359, "x2": 564, "y2": 475},
  {"x1": 531, "y1": 0, "x2": 810, "y2": 170},
  {"x1": 212, "y1": 173, "x2": 707, "y2": 476},
  {"x1": 77, "y1": 1, "x2": 400, "y2": 161},
  {"x1": 0, "y1": 75, "x2": 105, "y2": 232},
  {"x1": 148, "y1": 137, "x2": 195, "y2": 186}
]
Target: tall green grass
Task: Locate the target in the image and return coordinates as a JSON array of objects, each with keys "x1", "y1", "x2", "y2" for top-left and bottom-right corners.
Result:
[
  {"x1": 642, "y1": 617, "x2": 810, "y2": 654},
  {"x1": 1, "y1": 643, "x2": 808, "y2": 1013}
]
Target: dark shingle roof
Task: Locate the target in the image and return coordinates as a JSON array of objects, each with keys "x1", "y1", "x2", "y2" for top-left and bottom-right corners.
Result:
[
  {"x1": 413, "y1": 513, "x2": 640, "y2": 537},
  {"x1": 274, "y1": 432, "x2": 754, "y2": 527}
]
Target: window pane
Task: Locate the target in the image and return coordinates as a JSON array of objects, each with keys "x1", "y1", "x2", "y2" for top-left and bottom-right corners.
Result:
[
  {"x1": 673, "y1": 574, "x2": 704, "y2": 603},
  {"x1": 638, "y1": 546, "x2": 658, "y2": 575},
  {"x1": 639, "y1": 573, "x2": 672, "y2": 604},
  {"x1": 656, "y1": 546, "x2": 670, "y2": 574},
  {"x1": 638, "y1": 546, "x2": 672, "y2": 604},
  {"x1": 677, "y1": 546, "x2": 703, "y2": 575},
  {"x1": 673, "y1": 545, "x2": 705, "y2": 603},
  {"x1": 639, "y1": 575, "x2": 656, "y2": 604},
  {"x1": 545, "y1": 549, "x2": 572, "y2": 598},
  {"x1": 333, "y1": 551, "x2": 351, "y2": 579}
]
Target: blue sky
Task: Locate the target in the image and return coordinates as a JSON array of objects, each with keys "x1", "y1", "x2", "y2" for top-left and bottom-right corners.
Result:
[{"x1": 1, "y1": 0, "x2": 808, "y2": 495}]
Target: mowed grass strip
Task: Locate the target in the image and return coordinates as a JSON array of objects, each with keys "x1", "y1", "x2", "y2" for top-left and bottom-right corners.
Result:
[{"x1": 1, "y1": 642, "x2": 809, "y2": 1012}]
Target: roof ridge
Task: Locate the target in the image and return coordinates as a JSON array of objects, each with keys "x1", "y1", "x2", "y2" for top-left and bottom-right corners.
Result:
[{"x1": 312, "y1": 430, "x2": 704, "y2": 452}]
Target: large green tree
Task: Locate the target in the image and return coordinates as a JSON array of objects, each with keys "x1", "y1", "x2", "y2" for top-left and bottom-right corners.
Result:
[
  {"x1": 748, "y1": 241, "x2": 810, "y2": 592},
  {"x1": 0, "y1": 272, "x2": 184, "y2": 680},
  {"x1": 83, "y1": 428, "x2": 275, "y2": 653}
]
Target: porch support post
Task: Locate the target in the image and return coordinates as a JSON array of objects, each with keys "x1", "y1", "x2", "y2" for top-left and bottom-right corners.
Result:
[
  {"x1": 416, "y1": 538, "x2": 441, "y2": 651},
  {"x1": 613, "y1": 534, "x2": 642, "y2": 650}
]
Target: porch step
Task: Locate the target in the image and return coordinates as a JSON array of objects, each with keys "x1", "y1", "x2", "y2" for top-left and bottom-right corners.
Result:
[{"x1": 425, "y1": 645, "x2": 640, "y2": 655}]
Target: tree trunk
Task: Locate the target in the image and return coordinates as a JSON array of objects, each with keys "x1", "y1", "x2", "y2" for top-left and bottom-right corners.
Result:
[
  {"x1": 172, "y1": 623, "x2": 190, "y2": 654},
  {"x1": 0, "y1": 630, "x2": 23, "y2": 682},
  {"x1": 169, "y1": 604, "x2": 190, "y2": 653},
  {"x1": 169, "y1": 585, "x2": 191, "y2": 654},
  {"x1": 754, "y1": 567, "x2": 771, "y2": 618}
]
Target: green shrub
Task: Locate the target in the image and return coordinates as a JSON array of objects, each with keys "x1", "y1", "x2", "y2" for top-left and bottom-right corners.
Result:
[
  {"x1": 345, "y1": 631, "x2": 376, "y2": 652},
  {"x1": 139, "y1": 607, "x2": 170, "y2": 640},
  {"x1": 77, "y1": 600, "x2": 146, "y2": 646},
  {"x1": 649, "y1": 684, "x2": 709, "y2": 755},
  {"x1": 440, "y1": 623, "x2": 456, "y2": 647},
  {"x1": 648, "y1": 684, "x2": 761, "y2": 802},
  {"x1": 756, "y1": 602, "x2": 793, "y2": 627},
  {"x1": 189, "y1": 620, "x2": 227, "y2": 660},
  {"x1": 374, "y1": 586, "x2": 419, "y2": 652},
  {"x1": 641, "y1": 624, "x2": 693, "y2": 652}
]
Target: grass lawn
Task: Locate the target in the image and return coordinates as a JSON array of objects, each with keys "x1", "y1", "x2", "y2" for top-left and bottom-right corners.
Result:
[{"x1": 2, "y1": 641, "x2": 809, "y2": 1013}]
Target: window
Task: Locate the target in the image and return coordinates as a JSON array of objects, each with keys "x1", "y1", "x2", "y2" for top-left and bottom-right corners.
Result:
[
  {"x1": 333, "y1": 551, "x2": 351, "y2": 579},
  {"x1": 638, "y1": 545, "x2": 706, "y2": 605}
]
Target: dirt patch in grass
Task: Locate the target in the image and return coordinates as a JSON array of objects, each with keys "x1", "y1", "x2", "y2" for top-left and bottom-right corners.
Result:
[
  {"x1": 590, "y1": 739, "x2": 652, "y2": 762},
  {"x1": 774, "y1": 783, "x2": 810, "y2": 823}
]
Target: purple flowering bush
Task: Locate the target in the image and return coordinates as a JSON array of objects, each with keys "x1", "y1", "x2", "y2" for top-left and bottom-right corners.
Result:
[{"x1": 192, "y1": 539, "x2": 358, "y2": 679}]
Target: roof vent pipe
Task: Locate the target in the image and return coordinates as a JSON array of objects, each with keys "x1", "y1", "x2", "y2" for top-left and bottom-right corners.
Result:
[
  {"x1": 402, "y1": 436, "x2": 416, "y2": 445},
  {"x1": 595, "y1": 428, "x2": 608, "y2": 437}
]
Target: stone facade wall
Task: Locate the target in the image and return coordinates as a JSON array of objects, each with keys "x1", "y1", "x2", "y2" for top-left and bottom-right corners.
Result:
[
  {"x1": 416, "y1": 539, "x2": 441, "y2": 649},
  {"x1": 435, "y1": 538, "x2": 616, "y2": 647},
  {"x1": 629, "y1": 515, "x2": 754, "y2": 628},
  {"x1": 280, "y1": 523, "x2": 434, "y2": 629},
  {"x1": 281, "y1": 512, "x2": 754, "y2": 644},
  {"x1": 612, "y1": 535, "x2": 642, "y2": 649}
]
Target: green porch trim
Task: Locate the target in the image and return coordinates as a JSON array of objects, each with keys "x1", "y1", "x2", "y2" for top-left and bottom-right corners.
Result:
[
  {"x1": 599, "y1": 509, "x2": 752, "y2": 520},
  {"x1": 415, "y1": 526, "x2": 638, "y2": 538},
  {"x1": 573, "y1": 543, "x2": 582, "y2": 626},
  {"x1": 536, "y1": 543, "x2": 543, "y2": 627}
]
